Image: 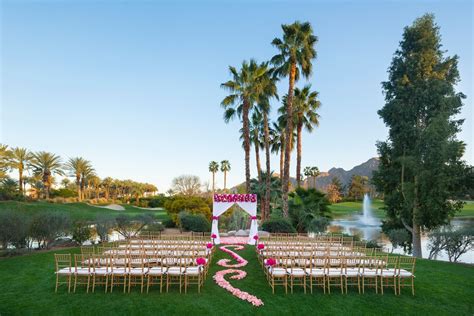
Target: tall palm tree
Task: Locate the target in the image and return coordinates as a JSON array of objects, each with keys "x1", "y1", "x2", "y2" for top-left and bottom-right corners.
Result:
[
  {"x1": 220, "y1": 160, "x2": 231, "y2": 191},
  {"x1": 270, "y1": 122, "x2": 285, "y2": 178},
  {"x1": 271, "y1": 21, "x2": 317, "y2": 217},
  {"x1": 208, "y1": 161, "x2": 219, "y2": 193},
  {"x1": 242, "y1": 111, "x2": 263, "y2": 182},
  {"x1": 0, "y1": 144, "x2": 11, "y2": 181},
  {"x1": 30, "y1": 151, "x2": 64, "y2": 199},
  {"x1": 101, "y1": 177, "x2": 113, "y2": 200},
  {"x1": 65, "y1": 157, "x2": 93, "y2": 201},
  {"x1": 293, "y1": 85, "x2": 321, "y2": 186},
  {"x1": 81, "y1": 166, "x2": 96, "y2": 200},
  {"x1": 303, "y1": 166, "x2": 320, "y2": 189},
  {"x1": 8, "y1": 147, "x2": 32, "y2": 194},
  {"x1": 274, "y1": 113, "x2": 297, "y2": 178},
  {"x1": 221, "y1": 60, "x2": 270, "y2": 193}
]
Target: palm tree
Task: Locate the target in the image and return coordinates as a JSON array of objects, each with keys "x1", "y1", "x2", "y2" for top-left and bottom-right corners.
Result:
[
  {"x1": 30, "y1": 151, "x2": 64, "y2": 199},
  {"x1": 208, "y1": 161, "x2": 219, "y2": 193},
  {"x1": 61, "y1": 178, "x2": 71, "y2": 189},
  {"x1": 220, "y1": 160, "x2": 231, "y2": 191},
  {"x1": 101, "y1": 177, "x2": 113, "y2": 200},
  {"x1": 0, "y1": 144, "x2": 11, "y2": 181},
  {"x1": 65, "y1": 157, "x2": 93, "y2": 201},
  {"x1": 273, "y1": 114, "x2": 297, "y2": 178},
  {"x1": 303, "y1": 166, "x2": 320, "y2": 189},
  {"x1": 293, "y1": 85, "x2": 321, "y2": 187},
  {"x1": 81, "y1": 167, "x2": 96, "y2": 200},
  {"x1": 243, "y1": 111, "x2": 263, "y2": 182},
  {"x1": 8, "y1": 147, "x2": 32, "y2": 194},
  {"x1": 221, "y1": 60, "x2": 270, "y2": 193},
  {"x1": 271, "y1": 21, "x2": 317, "y2": 217}
]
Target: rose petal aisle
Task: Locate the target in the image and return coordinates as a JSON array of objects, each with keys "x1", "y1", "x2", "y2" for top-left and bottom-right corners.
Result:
[{"x1": 213, "y1": 244, "x2": 264, "y2": 307}]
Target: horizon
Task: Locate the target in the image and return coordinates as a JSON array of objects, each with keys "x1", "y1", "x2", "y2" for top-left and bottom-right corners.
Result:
[{"x1": 1, "y1": 0, "x2": 472, "y2": 192}]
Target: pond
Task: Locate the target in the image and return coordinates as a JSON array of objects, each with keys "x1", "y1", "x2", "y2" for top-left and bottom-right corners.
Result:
[{"x1": 328, "y1": 200, "x2": 474, "y2": 264}]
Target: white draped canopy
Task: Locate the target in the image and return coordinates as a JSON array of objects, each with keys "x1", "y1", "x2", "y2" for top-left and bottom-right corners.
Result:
[{"x1": 211, "y1": 194, "x2": 259, "y2": 245}]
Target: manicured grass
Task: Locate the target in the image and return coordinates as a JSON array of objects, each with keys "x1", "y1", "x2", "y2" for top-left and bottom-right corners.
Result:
[
  {"x1": 0, "y1": 201, "x2": 170, "y2": 222},
  {"x1": 328, "y1": 200, "x2": 474, "y2": 219},
  {"x1": 0, "y1": 246, "x2": 472, "y2": 315}
]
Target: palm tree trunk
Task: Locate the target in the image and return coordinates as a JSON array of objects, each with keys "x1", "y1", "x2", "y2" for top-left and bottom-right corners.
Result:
[
  {"x1": 18, "y1": 168, "x2": 23, "y2": 194},
  {"x1": 263, "y1": 112, "x2": 271, "y2": 220},
  {"x1": 282, "y1": 63, "x2": 296, "y2": 217},
  {"x1": 212, "y1": 172, "x2": 216, "y2": 192},
  {"x1": 296, "y1": 121, "x2": 303, "y2": 187},
  {"x1": 255, "y1": 139, "x2": 262, "y2": 182},
  {"x1": 279, "y1": 140, "x2": 285, "y2": 179},
  {"x1": 224, "y1": 171, "x2": 227, "y2": 190},
  {"x1": 242, "y1": 99, "x2": 251, "y2": 193}
]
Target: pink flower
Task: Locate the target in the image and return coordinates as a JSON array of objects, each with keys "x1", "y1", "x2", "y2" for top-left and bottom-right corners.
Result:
[
  {"x1": 211, "y1": 233, "x2": 217, "y2": 239},
  {"x1": 265, "y1": 258, "x2": 276, "y2": 266},
  {"x1": 257, "y1": 243, "x2": 265, "y2": 250},
  {"x1": 206, "y1": 243, "x2": 213, "y2": 249},
  {"x1": 253, "y1": 235, "x2": 259, "y2": 240},
  {"x1": 196, "y1": 257, "x2": 207, "y2": 265}
]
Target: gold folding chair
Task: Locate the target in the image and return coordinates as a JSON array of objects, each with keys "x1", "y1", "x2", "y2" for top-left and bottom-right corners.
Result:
[
  {"x1": 110, "y1": 254, "x2": 128, "y2": 293},
  {"x1": 344, "y1": 256, "x2": 361, "y2": 294},
  {"x1": 54, "y1": 254, "x2": 72, "y2": 293},
  {"x1": 287, "y1": 255, "x2": 307, "y2": 294},
  {"x1": 166, "y1": 255, "x2": 186, "y2": 293},
  {"x1": 184, "y1": 255, "x2": 204, "y2": 294},
  {"x1": 147, "y1": 253, "x2": 167, "y2": 293},
  {"x1": 398, "y1": 257, "x2": 416, "y2": 295},
  {"x1": 326, "y1": 257, "x2": 344, "y2": 294},
  {"x1": 379, "y1": 256, "x2": 398, "y2": 295},
  {"x1": 360, "y1": 256, "x2": 379, "y2": 294},
  {"x1": 91, "y1": 254, "x2": 110, "y2": 293},
  {"x1": 73, "y1": 254, "x2": 92, "y2": 293},
  {"x1": 267, "y1": 255, "x2": 288, "y2": 294},
  {"x1": 307, "y1": 256, "x2": 325, "y2": 294},
  {"x1": 128, "y1": 253, "x2": 148, "y2": 293}
]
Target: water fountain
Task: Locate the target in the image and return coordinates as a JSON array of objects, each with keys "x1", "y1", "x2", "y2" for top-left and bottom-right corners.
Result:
[{"x1": 361, "y1": 193, "x2": 376, "y2": 226}]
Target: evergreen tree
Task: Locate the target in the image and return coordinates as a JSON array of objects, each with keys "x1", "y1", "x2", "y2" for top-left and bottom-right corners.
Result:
[{"x1": 373, "y1": 14, "x2": 469, "y2": 258}]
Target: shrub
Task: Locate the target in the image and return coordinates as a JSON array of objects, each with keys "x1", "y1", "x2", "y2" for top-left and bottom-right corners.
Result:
[
  {"x1": 307, "y1": 216, "x2": 330, "y2": 234},
  {"x1": 178, "y1": 211, "x2": 210, "y2": 232},
  {"x1": 71, "y1": 221, "x2": 92, "y2": 245},
  {"x1": 95, "y1": 215, "x2": 115, "y2": 243},
  {"x1": 29, "y1": 212, "x2": 71, "y2": 249},
  {"x1": 387, "y1": 228, "x2": 411, "y2": 252},
  {"x1": 164, "y1": 195, "x2": 212, "y2": 225},
  {"x1": 365, "y1": 239, "x2": 382, "y2": 249},
  {"x1": 288, "y1": 187, "x2": 331, "y2": 233},
  {"x1": 148, "y1": 194, "x2": 168, "y2": 208},
  {"x1": 141, "y1": 222, "x2": 165, "y2": 233},
  {"x1": 261, "y1": 218, "x2": 296, "y2": 233},
  {"x1": 50, "y1": 188, "x2": 77, "y2": 198},
  {"x1": 428, "y1": 226, "x2": 474, "y2": 262},
  {"x1": 162, "y1": 219, "x2": 176, "y2": 228},
  {"x1": 115, "y1": 214, "x2": 154, "y2": 239},
  {"x1": 0, "y1": 211, "x2": 30, "y2": 249}
]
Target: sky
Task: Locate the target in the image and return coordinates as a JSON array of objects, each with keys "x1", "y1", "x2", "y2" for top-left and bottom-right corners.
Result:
[{"x1": 0, "y1": 0, "x2": 472, "y2": 192}]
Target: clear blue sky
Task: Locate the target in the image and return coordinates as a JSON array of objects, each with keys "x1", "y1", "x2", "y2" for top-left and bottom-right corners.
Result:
[{"x1": 1, "y1": 0, "x2": 472, "y2": 192}]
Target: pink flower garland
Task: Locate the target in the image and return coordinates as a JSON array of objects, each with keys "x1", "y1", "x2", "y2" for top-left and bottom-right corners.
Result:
[{"x1": 213, "y1": 269, "x2": 264, "y2": 307}]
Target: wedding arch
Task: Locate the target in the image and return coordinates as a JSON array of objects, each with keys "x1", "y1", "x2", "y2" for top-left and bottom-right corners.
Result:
[{"x1": 211, "y1": 193, "x2": 258, "y2": 245}]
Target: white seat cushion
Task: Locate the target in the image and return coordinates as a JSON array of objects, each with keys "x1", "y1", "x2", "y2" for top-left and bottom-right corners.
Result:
[
  {"x1": 362, "y1": 269, "x2": 378, "y2": 277},
  {"x1": 129, "y1": 268, "x2": 148, "y2": 275},
  {"x1": 287, "y1": 268, "x2": 306, "y2": 276},
  {"x1": 270, "y1": 268, "x2": 287, "y2": 277},
  {"x1": 379, "y1": 269, "x2": 397, "y2": 277},
  {"x1": 185, "y1": 267, "x2": 202, "y2": 276},
  {"x1": 75, "y1": 268, "x2": 90, "y2": 275},
  {"x1": 167, "y1": 267, "x2": 185, "y2": 275},
  {"x1": 111, "y1": 267, "x2": 128, "y2": 274},
  {"x1": 307, "y1": 268, "x2": 325, "y2": 276},
  {"x1": 344, "y1": 268, "x2": 360, "y2": 277},
  {"x1": 148, "y1": 267, "x2": 167, "y2": 275},
  {"x1": 94, "y1": 268, "x2": 110, "y2": 275},
  {"x1": 56, "y1": 267, "x2": 72, "y2": 275},
  {"x1": 398, "y1": 269, "x2": 414, "y2": 277}
]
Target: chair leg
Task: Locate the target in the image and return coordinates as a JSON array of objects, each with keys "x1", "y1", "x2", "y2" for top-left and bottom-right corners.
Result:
[
  {"x1": 340, "y1": 276, "x2": 343, "y2": 294},
  {"x1": 412, "y1": 277, "x2": 415, "y2": 296},
  {"x1": 68, "y1": 275, "x2": 72, "y2": 293},
  {"x1": 55, "y1": 275, "x2": 59, "y2": 293}
]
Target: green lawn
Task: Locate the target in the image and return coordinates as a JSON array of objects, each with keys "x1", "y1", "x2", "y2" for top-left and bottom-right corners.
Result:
[
  {"x1": 0, "y1": 201, "x2": 170, "y2": 222},
  {"x1": 0, "y1": 246, "x2": 472, "y2": 315},
  {"x1": 328, "y1": 200, "x2": 474, "y2": 219}
]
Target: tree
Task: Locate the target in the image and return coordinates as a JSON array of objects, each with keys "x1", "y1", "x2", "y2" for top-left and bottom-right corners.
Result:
[
  {"x1": 208, "y1": 161, "x2": 219, "y2": 193},
  {"x1": 428, "y1": 226, "x2": 473, "y2": 262},
  {"x1": 164, "y1": 195, "x2": 212, "y2": 225},
  {"x1": 250, "y1": 171, "x2": 282, "y2": 217},
  {"x1": 303, "y1": 166, "x2": 319, "y2": 189},
  {"x1": 271, "y1": 21, "x2": 318, "y2": 217},
  {"x1": 0, "y1": 144, "x2": 11, "y2": 181},
  {"x1": 288, "y1": 187, "x2": 330, "y2": 233},
  {"x1": 221, "y1": 60, "x2": 271, "y2": 193},
  {"x1": 293, "y1": 85, "x2": 321, "y2": 186},
  {"x1": 348, "y1": 175, "x2": 368, "y2": 201},
  {"x1": 101, "y1": 177, "x2": 113, "y2": 200},
  {"x1": 220, "y1": 160, "x2": 231, "y2": 191},
  {"x1": 326, "y1": 177, "x2": 343, "y2": 203},
  {"x1": 30, "y1": 151, "x2": 64, "y2": 199},
  {"x1": 9, "y1": 147, "x2": 32, "y2": 194},
  {"x1": 245, "y1": 111, "x2": 263, "y2": 181},
  {"x1": 65, "y1": 157, "x2": 94, "y2": 201},
  {"x1": 373, "y1": 14, "x2": 468, "y2": 258},
  {"x1": 170, "y1": 175, "x2": 202, "y2": 196}
]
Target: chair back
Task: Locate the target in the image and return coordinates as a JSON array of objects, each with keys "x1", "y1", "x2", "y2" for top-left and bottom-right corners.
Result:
[{"x1": 55, "y1": 253, "x2": 72, "y2": 273}]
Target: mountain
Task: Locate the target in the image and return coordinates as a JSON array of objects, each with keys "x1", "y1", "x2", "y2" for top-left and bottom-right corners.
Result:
[
  {"x1": 304, "y1": 157, "x2": 380, "y2": 191},
  {"x1": 230, "y1": 157, "x2": 379, "y2": 192}
]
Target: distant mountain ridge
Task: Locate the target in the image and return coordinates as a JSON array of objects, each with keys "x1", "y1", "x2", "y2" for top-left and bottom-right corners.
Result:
[
  {"x1": 305, "y1": 157, "x2": 380, "y2": 191},
  {"x1": 230, "y1": 157, "x2": 379, "y2": 192}
]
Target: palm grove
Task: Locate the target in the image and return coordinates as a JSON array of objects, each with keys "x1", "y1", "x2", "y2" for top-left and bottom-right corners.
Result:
[{"x1": 0, "y1": 145, "x2": 157, "y2": 204}]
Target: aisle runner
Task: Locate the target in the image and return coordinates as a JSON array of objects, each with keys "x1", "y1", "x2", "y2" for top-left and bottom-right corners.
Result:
[{"x1": 213, "y1": 244, "x2": 264, "y2": 307}]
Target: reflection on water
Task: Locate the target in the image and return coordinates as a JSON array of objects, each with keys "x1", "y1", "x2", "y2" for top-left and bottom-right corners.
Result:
[{"x1": 329, "y1": 215, "x2": 473, "y2": 264}]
